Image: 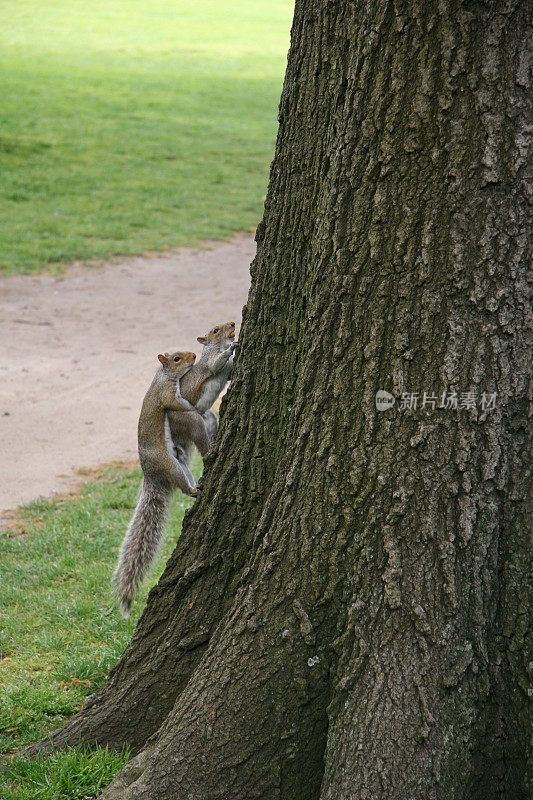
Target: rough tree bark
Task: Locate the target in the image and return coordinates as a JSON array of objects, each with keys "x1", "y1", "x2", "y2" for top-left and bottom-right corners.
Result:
[{"x1": 29, "y1": 1, "x2": 531, "y2": 798}]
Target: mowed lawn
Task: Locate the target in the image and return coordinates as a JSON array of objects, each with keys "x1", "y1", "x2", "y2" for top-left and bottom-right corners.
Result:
[
  {"x1": 0, "y1": 463, "x2": 198, "y2": 798},
  {"x1": 0, "y1": 0, "x2": 293, "y2": 274}
]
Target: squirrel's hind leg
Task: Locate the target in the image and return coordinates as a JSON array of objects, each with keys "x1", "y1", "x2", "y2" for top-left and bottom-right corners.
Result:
[
  {"x1": 186, "y1": 414, "x2": 213, "y2": 458},
  {"x1": 169, "y1": 454, "x2": 197, "y2": 496},
  {"x1": 203, "y1": 410, "x2": 218, "y2": 442}
]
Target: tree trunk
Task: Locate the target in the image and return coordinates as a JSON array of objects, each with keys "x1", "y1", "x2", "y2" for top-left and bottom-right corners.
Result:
[{"x1": 29, "y1": 1, "x2": 531, "y2": 798}]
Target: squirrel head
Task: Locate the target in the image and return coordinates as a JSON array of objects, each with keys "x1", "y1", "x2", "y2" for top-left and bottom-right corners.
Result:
[
  {"x1": 197, "y1": 321, "x2": 235, "y2": 347},
  {"x1": 157, "y1": 351, "x2": 196, "y2": 377}
]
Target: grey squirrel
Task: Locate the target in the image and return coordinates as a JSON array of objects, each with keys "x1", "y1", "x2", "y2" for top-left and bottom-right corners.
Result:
[
  {"x1": 167, "y1": 321, "x2": 236, "y2": 470},
  {"x1": 113, "y1": 350, "x2": 212, "y2": 617},
  {"x1": 113, "y1": 325, "x2": 236, "y2": 617}
]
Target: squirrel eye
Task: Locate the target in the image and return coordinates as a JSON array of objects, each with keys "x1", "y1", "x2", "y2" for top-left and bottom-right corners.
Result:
[
  {"x1": 213, "y1": 328, "x2": 219, "y2": 334},
  {"x1": 174, "y1": 356, "x2": 181, "y2": 363}
]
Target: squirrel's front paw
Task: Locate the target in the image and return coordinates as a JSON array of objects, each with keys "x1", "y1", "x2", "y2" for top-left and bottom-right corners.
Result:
[{"x1": 189, "y1": 487, "x2": 198, "y2": 498}]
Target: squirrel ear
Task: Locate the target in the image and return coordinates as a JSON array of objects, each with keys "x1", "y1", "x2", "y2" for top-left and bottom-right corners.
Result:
[
  {"x1": 158, "y1": 354, "x2": 168, "y2": 366},
  {"x1": 197, "y1": 336, "x2": 207, "y2": 344}
]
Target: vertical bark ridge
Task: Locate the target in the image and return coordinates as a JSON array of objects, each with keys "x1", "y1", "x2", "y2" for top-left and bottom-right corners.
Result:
[{"x1": 318, "y1": 3, "x2": 531, "y2": 799}]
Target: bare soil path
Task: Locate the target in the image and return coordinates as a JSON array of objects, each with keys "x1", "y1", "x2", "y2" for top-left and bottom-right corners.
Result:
[{"x1": 0, "y1": 236, "x2": 254, "y2": 514}]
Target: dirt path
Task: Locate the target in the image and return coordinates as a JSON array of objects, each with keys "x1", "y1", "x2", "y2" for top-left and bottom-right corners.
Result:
[{"x1": 0, "y1": 236, "x2": 254, "y2": 514}]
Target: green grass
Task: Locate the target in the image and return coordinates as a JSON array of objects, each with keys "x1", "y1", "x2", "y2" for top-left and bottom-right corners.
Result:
[
  {"x1": 0, "y1": 461, "x2": 199, "y2": 797},
  {"x1": 0, "y1": 1, "x2": 293, "y2": 274},
  {"x1": 2, "y1": 746, "x2": 130, "y2": 800}
]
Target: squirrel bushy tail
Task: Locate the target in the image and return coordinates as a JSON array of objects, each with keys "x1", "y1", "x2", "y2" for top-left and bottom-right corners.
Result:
[{"x1": 113, "y1": 478, "x2": 170, "y2": 617}]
